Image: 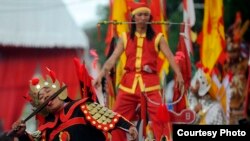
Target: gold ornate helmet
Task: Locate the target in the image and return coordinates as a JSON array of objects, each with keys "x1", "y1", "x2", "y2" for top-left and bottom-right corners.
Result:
[{"x1": 28, "y1": 68, "x2": 68, "y2": 108}]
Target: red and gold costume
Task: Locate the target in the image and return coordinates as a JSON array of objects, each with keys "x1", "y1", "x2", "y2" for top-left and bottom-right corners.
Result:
[{"x1": 111, "y1": 32, "x2": 170, "y2": 141}]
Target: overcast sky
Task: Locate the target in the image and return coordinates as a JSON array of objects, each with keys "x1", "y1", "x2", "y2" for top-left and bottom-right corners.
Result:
[{"x1": 63, "y1": 0, "x2": 109, "y2": 28}]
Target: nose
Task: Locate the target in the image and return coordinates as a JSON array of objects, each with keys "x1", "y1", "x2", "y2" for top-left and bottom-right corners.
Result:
[
  {"x1": 141, "y1": 15, "x2": 147, "y2": 20},
  {"x1": 141, "y1": 15, "x2": 149, "y2": 22},
  {"x1": 44, "y1": 94, "x2": 50, "y2": 101}
]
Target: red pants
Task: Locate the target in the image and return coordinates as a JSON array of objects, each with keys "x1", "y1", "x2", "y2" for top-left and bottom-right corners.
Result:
[{"x1": 111, "y1": 87, "x2": 171, "y2": 141}]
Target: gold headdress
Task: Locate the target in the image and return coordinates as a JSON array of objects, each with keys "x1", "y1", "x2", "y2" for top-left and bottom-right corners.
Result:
[{"x1": 29, "y1": 68, "x2": 68, "y2": 108}]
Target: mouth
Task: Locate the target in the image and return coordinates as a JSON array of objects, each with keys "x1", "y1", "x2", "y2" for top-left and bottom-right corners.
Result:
[
  {"x1": 138, "y1": 21, "x2": 147, "y2": 24},
  {"x1": 47, "y1": 100, "x2": 53, "y2": 107}
]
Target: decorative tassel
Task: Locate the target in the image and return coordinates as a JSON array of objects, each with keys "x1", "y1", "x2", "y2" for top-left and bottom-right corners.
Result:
[
  {"x1": 195, "y1": 61, "x2": 202, "y2": 69},
  {"x1": 174, "y1": 51, "x2": 185, "y2": 64},
  {"x1": 89, "y1": 49, "x2": 99, "y2": 69},
  {"x1": 23, "y1": 93, "x2": 32, "y2": 102},
  {"x1": 156, "y1": 104, "x2": 170, "y2": 123},
  {"x1": 31, "y1": 78, "x2": 39, "y2": 85},
  {"x1": 46, "y1": 67, "x2": 56, "y2": 83},
  {"x1": 203, "y1": 67, "x2": 209, "y2": 74},
  {"x1": 97, "y1": 23, "x2": 101, "y2": 41}
]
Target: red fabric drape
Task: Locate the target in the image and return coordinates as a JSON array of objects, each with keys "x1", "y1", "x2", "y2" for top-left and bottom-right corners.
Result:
[
  {"x1": 0, "y1": 48, "x2": 36, "y2": 132},
  {"x1": 0, "y1": 47, "x2": 83, "y2": 131},
  {"x1": 173, "y1": 25, "x2": 192, "y2": 112},
  {"x1": 148, "y1": 0, "x2": 165, "y2": 32},
  {"x1": 39, "y1": 49, "x2": 81, "y2": 99}
]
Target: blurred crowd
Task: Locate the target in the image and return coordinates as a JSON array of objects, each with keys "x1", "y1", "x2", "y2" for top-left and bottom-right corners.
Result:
[{"x1": 186, "y1": 11, "x2": 249, "y2": 125}]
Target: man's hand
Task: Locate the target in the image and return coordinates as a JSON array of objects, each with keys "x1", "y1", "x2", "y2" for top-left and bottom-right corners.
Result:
[
  {"x1": 175, "y1": 73, "x2": 185, "y2": 94},
  {"x1": 11, "y1": 120, "x2": 26, "y2": 137},
  {"x1": 93, "y1": 70, "x2": 105, "y2": 88},
  {"x1": 194, "y1": 103, "x2": 202, "y2": 113},
  {"x1": 128, "y1": 126, "x2": 138, "y2": 141}
]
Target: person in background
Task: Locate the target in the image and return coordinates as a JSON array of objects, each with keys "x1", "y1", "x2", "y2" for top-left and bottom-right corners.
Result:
[
  {"x1": 188, "y1": 68, "x2": 226, "y2": 125},
  {"x1": 94, "y1": 2, "x2": 184, "y2": 141},
  {"x1": 223, "y1": 12, "x2": 249, "y2": 124}
]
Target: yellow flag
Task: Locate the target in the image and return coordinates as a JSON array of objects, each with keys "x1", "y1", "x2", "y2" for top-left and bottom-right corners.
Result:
[
  {"x1": 201, "y1": 0, "x2": 225, "y2": 73},
  {"x1": 111, "y1": 0, "x2": 132, "y2": 87}
]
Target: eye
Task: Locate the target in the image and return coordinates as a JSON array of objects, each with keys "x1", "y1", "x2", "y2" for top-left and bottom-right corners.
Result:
[
  {"x1": 46, "y1": 89, "x2": 51, "y2": 93},
  {"x1": 137, "y1": 13, "x2": 142, "y2": 16},
  {"x1": 144, "y1": 13, "x2": 150, "y2": 16},
  {"x1": 38, "y1": 94, "x2": 44, "y2": 100}
]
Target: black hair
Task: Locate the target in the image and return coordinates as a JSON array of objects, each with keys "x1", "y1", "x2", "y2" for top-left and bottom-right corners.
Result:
[{"x1": 130, "y1": 15, "x2": 155, "y2": 40}]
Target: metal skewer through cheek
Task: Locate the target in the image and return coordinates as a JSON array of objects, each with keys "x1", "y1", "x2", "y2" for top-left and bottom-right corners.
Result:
[
  {"x1": 7, "y1": 85, "x2": 67, "y2": 137},
  {"x1": 97, "y1": 20, "x2": 190, "y2": 25}
]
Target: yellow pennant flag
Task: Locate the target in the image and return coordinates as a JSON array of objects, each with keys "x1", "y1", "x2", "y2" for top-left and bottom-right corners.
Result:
[
  {"x1": 201, "y1": 0, "x2": 225, "y2": 73},
  {"x1": 111, "y1": 0, "x2": 132, "y2": 87}
]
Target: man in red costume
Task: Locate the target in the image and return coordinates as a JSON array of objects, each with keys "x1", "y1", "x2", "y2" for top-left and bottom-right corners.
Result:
[
  {"x1": 11, "y1": 65, "x2": 138, "y2": 141},
  {"x1": 94, "y1": 2, "x2": 184, "y2": 141}
]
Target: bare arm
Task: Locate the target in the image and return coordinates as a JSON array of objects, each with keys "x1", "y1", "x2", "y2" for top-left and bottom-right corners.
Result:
[
  {"x1": 159, "y1": 36, "x2": 184, "y2": 92},
  {"x1": 93, "y1": 37, "x2": 124, "y2": 88}
]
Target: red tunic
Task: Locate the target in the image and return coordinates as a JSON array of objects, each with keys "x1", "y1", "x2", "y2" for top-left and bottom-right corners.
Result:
[{"x1": 119, "y1": 32, "x2": 163, "y2": 94}]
